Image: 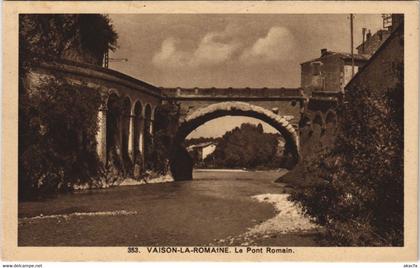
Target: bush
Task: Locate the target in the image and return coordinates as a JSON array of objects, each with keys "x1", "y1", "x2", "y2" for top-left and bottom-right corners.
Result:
[
  {"x1": 290, "y1": 64, "x2": 404, "y2": 246},
  {"x1": 19, "y1": 78, "x2": 103, "y2": 200}
]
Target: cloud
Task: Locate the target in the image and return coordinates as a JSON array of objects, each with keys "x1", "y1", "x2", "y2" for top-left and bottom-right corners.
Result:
[
  {"x1": 152, "y1": 27, "x2": 240, "y2": 69},
  {"x1": 240, "y1": 26, "x2": 296, "y2": 63},
  {"x1": 152, "y1": 25, "x2": 296, "y2": 69},
  {"x1": 152, "y1": 37, "x2": 190, "y2": 68}
]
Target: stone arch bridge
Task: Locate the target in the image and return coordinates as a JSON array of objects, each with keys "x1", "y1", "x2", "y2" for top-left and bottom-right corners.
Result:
[{"x1": 30, "y1": 59, "x2": 340, "y2": 181}]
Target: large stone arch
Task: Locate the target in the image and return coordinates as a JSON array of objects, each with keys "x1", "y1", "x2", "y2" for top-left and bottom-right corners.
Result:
[{"x1": 170, "y1": 101, "x2": 300, "y2": 181}]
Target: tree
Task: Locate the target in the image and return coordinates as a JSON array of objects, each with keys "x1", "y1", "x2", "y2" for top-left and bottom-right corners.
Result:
[
  {"x1": 19, "y1": 14, "x2": 118, "y2": 68},
  {"x1": 145, "y1": 102, "x2": 180, "y2": 174},
  {"x1": 209, "y1": 123, "x2": 283, "y2": 169},
  {"x1": 290, "y1": 64, "x2": 404, "y2": 246},
  {"x1": 19, "y1": 15, "x2": 118, "y2": 199},
  {"x1": 19, "y1": 78, "x2": 102, "y2": 199}
]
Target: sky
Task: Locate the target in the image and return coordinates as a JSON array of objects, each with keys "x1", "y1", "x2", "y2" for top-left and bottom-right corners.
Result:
[{"x1": 108, "y1": 14, "x2": 384, "y2": 138}]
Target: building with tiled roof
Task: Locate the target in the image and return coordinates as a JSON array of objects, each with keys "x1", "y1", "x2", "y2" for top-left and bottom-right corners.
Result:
[
  {"x1": 300, "y1": 49, "x2": 370, "y2": 94},
  {"x1": 300, "y1": 14, "x2": 403, "y2": 96}
]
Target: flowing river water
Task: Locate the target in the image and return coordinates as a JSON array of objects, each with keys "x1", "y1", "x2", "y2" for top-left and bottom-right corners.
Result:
[{"x1": 18, "y1": 169, "x2": 320, "y2": 246}]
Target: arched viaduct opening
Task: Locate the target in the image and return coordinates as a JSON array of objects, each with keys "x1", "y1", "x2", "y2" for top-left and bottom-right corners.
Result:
[
  {"x1": 132, "y1": 101, "x2": 143, "y2": 162},
  {"x1": 103, "y1": 92, "x2": 156, "y2": 177},
  {"x1": 143, "y1": 104, "x2": 153, "y2": 170},
  {"x1": 106, "y1": 93, "x2": 125, "y2": 173},
  {"x1": 121, "y1": 97, "x2": 132, "y2": 171},
  {"x1": 170, "y1": 102, "x2": 300, "y2": 181},
  {"x1": 325, "y1": 110, "x2": 337, "y2": 133}
]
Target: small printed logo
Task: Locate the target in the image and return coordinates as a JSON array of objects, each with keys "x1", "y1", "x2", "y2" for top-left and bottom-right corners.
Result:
[{"x1": 403, "y1": 264, "x2": 418, "y2": 268}]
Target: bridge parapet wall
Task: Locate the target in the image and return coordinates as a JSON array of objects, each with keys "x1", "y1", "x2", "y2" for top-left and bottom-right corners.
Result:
[
  {"x1": 162, "y1": 87, "x2": 306, "y2": 128},
  {"x1": 33, "y1": 59, "x2": 162, "y2": 98},
  {"x1": 162, "y1": 87, "x2": 304, "y2": 99}
]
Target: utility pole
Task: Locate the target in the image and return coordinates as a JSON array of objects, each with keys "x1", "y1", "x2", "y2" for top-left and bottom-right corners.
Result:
[
  {"x1": 109, "y1": 58, "x2": 129, "y2": 63},
  {"x1": 350, "y1": 14, "x2": 355, "y2": 78},
  {"x1": 103, "y1": 50, "x2": 128, "y2": 68}
]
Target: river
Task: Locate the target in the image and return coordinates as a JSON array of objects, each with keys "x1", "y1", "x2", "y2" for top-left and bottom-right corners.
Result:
[{"x1": 18, "y1": 169, "x2": 320, "y2": 246}]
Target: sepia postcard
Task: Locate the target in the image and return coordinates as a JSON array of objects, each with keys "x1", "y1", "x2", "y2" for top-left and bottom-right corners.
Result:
[{"x1": 1, "y1": 1, "x2": 419, "y2": 262}]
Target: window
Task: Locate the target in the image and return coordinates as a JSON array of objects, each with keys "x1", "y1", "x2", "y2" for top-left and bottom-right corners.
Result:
[{"x1": 311, "y1": 61, "x2": 322, "y2": 76}]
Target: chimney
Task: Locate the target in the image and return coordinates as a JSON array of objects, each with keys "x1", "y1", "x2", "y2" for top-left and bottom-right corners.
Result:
[
  {"x1": 366, "y1": 30, "x2": 372, "y2": 40},
  {"x1": 362, "y1": 28, "x2": 367, "y2": 53},
  {"x1": 321, "y1": 48, "x2": 328, "y2": 57}
]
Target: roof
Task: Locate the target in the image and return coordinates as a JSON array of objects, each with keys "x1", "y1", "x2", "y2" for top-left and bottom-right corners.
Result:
[
  {"x1": 356, "y1": 29, "x2": 390, "y2": 50},
  {"x1": 345, "y1": 22, "x2": 403, "y2": 90},
  {"x1": 187, "y1": 142, "x2": 216, "y2": 149},
  {"x1": 300, "y1": 51, "x2": 370, "y2": 65}
]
